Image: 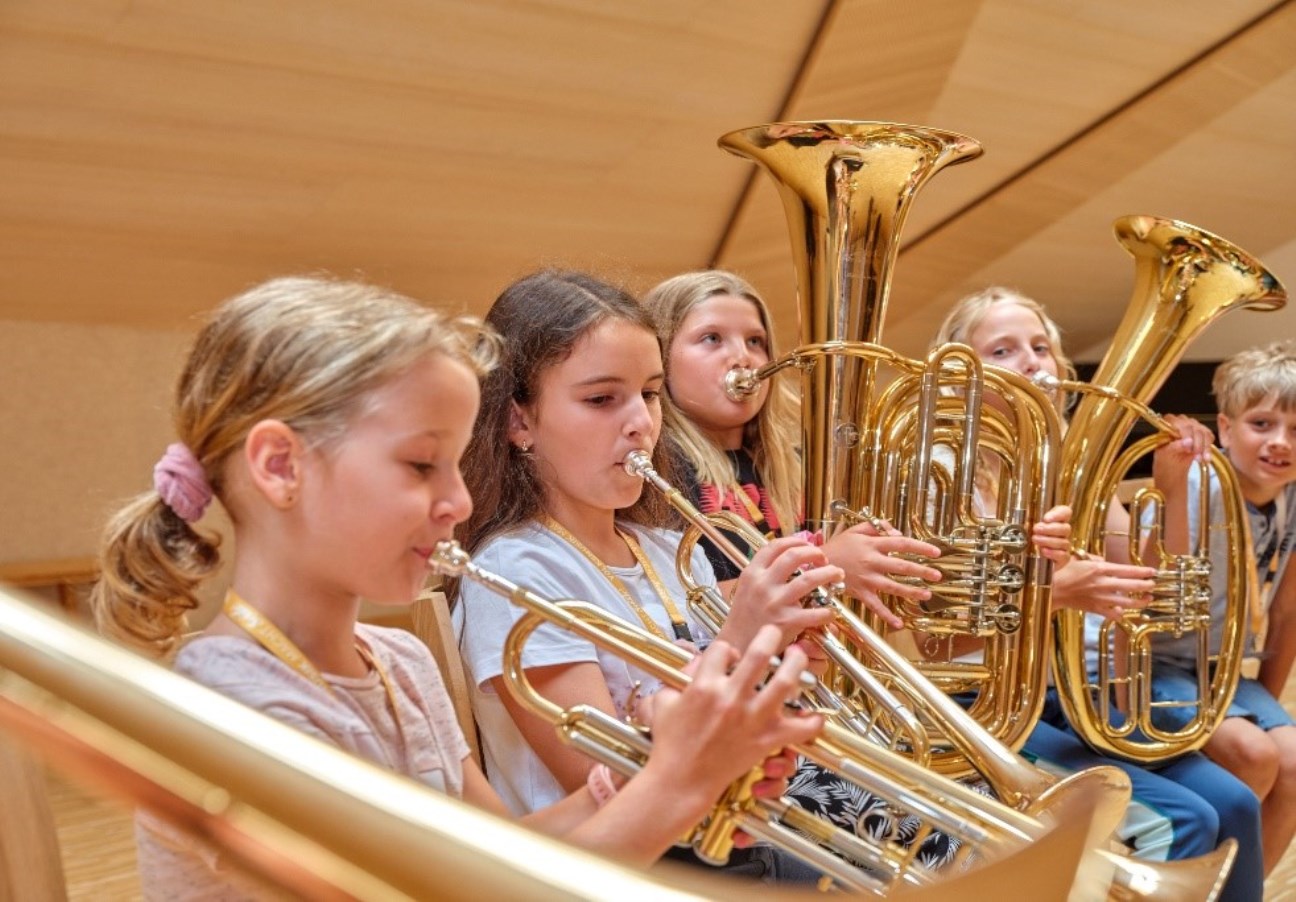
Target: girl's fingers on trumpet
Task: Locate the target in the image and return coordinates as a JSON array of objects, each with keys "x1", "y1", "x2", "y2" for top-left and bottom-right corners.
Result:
[
  {"x1": 734, "y1": 749, "x2": 801, "y2": 849},
  {"x1": 721, "y1": 539, "x2": 840, "y2": 648},
  {"x1": 646, "y1": 629, "x2": 823, "y2": 804},
  {"x1": 733, "y1": 746, "x2": 804, "y2": 851}
]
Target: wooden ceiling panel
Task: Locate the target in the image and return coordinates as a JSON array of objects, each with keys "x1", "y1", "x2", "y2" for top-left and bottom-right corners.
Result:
[
  {"x1": 0, "y1": 0, "x2": 1291, "y2": 365},
  {"x1": 879, "y1": 2, "x2": 1296, "y2": 358},
  {"x1": 0, "y1": 1, "x2": 826, "y2": 325},
  {"x1": 717, "y1": 0, "x2": 1292, "y2": 359}
]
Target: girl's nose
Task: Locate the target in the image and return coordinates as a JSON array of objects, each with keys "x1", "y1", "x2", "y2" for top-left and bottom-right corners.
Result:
[
  {"x1": 727, "y1": 337, "x2": 751, "y2": 367},
  {"x1": 625, "y1": 395, "x2": 657, "y2": 439},
  {"x1": 434, "y1": 473, "x2": 474, "y2": 526}
]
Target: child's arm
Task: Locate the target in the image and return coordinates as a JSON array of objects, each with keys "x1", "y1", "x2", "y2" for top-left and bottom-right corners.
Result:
[
  {"x1": 504, "y1": 631, "x2": 822, "y2": 866},
  {"x1": 1150, "y1": 414, "x2": 1214, "y2": 557},
  {"x1": 1259, "y1": 564, "x2": 1296, "y2": 698},
  {"x1": 492, "y1": 662, "x2": 619, "y2": 794}
]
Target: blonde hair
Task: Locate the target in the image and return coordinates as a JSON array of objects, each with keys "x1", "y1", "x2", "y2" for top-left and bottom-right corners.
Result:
[
  {"x1": 933, "y1": 285, "x2": 1077, "y2": 419},
  {"x1": 643, "y1": 270, "x2": 800, "y2": 535},
  {"x1": 1213, "y1": 340, "x2": 1296, "y2": 417},
  {"x1": 933, "y1": 286, "x2": 1077, "y2": 509},
  {"x1": 91, "y1": 276, "x2": 495, "y2": 658}
]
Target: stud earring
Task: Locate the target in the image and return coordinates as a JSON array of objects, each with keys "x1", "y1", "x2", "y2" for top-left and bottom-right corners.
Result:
[{"x1": 518, "y1": 440, "x2": 532, "y2": 454}]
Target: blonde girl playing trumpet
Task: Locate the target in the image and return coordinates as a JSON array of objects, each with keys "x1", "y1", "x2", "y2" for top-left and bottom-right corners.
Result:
[{"x1": 92, "y1": 276, "x2": 822, "y2": 899}]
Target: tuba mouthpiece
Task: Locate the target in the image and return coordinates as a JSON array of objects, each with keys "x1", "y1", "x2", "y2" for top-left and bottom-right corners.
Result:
[
  {"x1": 723, "y1": 366, "x2": 758, "y2": 401},
  {"x1": 427, "y1": 540, "x2": 471, "y2": 576},
  {"x1": 1031, "y1": 372, "x2": 1061, "y2": 392}
]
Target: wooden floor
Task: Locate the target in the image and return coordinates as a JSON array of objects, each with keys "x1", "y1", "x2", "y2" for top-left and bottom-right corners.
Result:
[
  {"x1": 46, "y1": 778, "x2": 140, "y2": 900},
  {"x1": 42, "y1": 672, "x2": 1296, "y2": 900}
]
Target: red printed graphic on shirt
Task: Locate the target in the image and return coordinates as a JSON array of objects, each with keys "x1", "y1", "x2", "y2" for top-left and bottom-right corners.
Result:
[{"x1": 697, "y1": 481, "x2": 782, "y2": 536}]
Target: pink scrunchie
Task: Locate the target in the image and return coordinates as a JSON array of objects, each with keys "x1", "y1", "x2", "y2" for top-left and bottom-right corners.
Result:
[{"x1": 153, "y1": 443, "x2": 213, "y2": 522}]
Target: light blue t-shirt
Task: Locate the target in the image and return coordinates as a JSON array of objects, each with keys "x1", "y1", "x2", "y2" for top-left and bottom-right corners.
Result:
[{"x1": 1151, "y1": 461, "x2": 1296, "y2": 666}]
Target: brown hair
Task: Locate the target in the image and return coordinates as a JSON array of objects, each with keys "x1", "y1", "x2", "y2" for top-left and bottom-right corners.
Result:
[
  {"x1": 457, "y1": 270, "x2": 679, "y2": 559},
  {"x1": 643, "y1": 270, "x2": 800, "y2": 534},
  {"x1": 91, "y1": 276, "x2": 495, "y2": 658}
]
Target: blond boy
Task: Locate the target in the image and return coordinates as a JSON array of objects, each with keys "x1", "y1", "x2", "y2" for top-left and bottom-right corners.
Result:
[{"x1": 1152, "y1": 339, "x2": 1296, "y2": 874}]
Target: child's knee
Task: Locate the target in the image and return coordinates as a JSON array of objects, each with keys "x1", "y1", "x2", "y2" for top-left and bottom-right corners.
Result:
[
  {"x1": 1272, "y1": 731, "x2": 1296, "y2": 789},
  {"x1": 1223, "y1": 734, "x2": 1281, "y2": 787}
]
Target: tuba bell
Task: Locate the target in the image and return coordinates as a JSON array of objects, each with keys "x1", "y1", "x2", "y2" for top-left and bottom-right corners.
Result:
[{"x1": 1049, "y1": 214, "x2": 1287, "y2": 761}]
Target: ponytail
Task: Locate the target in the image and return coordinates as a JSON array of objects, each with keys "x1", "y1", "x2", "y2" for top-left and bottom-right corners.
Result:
[{"x1": 91, "y1": 492, "x2": 221, "y2": 658}]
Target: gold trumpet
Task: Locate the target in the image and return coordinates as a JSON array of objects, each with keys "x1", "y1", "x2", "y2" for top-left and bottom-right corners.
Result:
[
  {"x1": 428, "y1": 539, "x2": 1131, "y2": 895},
  {"x1": 1048, "y1": 214, "x2": 1287, "y2": 762}
]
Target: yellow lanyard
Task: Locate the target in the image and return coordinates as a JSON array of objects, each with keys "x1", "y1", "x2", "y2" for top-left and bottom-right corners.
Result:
[
  {"x1": 730, "y1": 482, "x2": 768, "y2": 528},
  {"x1": 538, "y1": 516, "x2": 693, "y2": 643},
  {"x1": 221, "y1": 591, "x2": 408, "y2": 753}
]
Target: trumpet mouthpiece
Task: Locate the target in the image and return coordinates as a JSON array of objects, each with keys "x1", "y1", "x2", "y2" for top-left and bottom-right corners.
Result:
[
  {"x1": 623, "y1": 449, "x2": 653, "y2": 477},
  {"x1": 427, "y1": 540, "x2": 471, "y2": 576}
]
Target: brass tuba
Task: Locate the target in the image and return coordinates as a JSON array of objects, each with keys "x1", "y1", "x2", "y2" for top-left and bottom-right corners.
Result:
[
  {"x1": 717, "y1": 122, "x2": 1061, "y2": 774},
  {"x1": 1050, "y1": 214, "x2": 1287, "y2": 761}
]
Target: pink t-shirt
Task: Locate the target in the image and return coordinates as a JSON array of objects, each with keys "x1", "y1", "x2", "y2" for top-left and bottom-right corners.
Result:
[{"x1": 135, "y1": 623, "x2": 469, "y2": 901}]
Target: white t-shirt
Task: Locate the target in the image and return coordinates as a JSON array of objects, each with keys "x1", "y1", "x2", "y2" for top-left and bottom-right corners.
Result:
[{"x1": 452, "y1": 520, "x2": 713, "y2": 815}]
